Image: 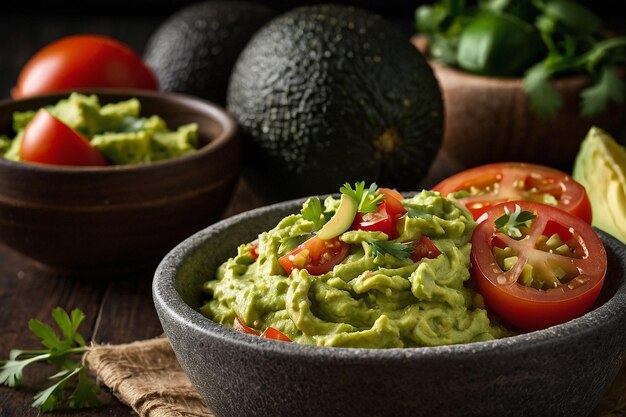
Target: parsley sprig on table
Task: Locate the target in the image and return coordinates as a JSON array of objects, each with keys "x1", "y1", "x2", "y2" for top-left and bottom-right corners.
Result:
[
  {"x1": 495, "y1": 204, "x2": 538, "y2": 238},
  {"x1": 340, "y1": 181, "x2": 383, "y2": 213},
  {"x1": 416, "y1": 0, "x2": 626, "y2": 118},
  {"x1": 0, "y1": 307, "x2": 101, "y2": 412}
]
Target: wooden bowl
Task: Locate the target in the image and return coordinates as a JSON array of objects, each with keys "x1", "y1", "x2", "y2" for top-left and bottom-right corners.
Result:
[
  {"x1": 0, "y1": 89, "x2": 240, "y2": 275},
  {"x1": 411, "y1": 35, "x2": 626, "y2": 172}
]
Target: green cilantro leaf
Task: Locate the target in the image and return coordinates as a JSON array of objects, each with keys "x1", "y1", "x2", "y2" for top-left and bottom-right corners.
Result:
[
  {"x1": 0, "y1": 307, "x2": 99, "y2": 412},
  {"x1": 406, "y1": 207, "x2": 433, "y2": 219},
  {"x1": 300, "y1": 197, "x2": 328, "y2": 231},
  {"x1": 340, "y1": 181, "x2": 383, "y2": 213},
  {"x1": 581, "y1": 66, "x2": 626, "y2": 116},
  {"x1": 494, "y1": 204, "x2": 537, "y2": 238},
  {"x1": 370, "y1": 240, "x2": 413, "y2": 260},
  {"x1": 523, "y1": 63, "x2": 564, "y2": 119}
]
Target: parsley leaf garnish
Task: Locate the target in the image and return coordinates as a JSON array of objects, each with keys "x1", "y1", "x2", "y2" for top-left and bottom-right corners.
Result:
[
  {"x1": 580, "y1": 65, "x2": 626, "y2": 117},
  {"x1": 300, "y1": 197, "x2": 330, "y2": 231},
  {"x1": 494, "y1": 204, "x2": 537, "y2": 238},
  {"x1": 370, "y1": 240, "x2": 413, "y2": 260},
  {"x1": 0, "y1": 307, "x2": 100, "y2": 412},
  {"x1": 340, "y1": 181, "x2": 383, "y2": 213}
]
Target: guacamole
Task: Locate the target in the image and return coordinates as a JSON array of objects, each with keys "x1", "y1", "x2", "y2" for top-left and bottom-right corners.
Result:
[
  {"x1": 0, "y1": 93, "x2": 199, "y2": 165},
  {"x1": 200, "y1": 189, "x2": 507, "y2": 348}
]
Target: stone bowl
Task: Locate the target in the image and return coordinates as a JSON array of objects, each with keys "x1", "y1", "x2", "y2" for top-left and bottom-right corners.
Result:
[
  {"x1": 0, "y1": 88, "x2": 240, "y2": 275},
  {"x1": 153, "y1": 198, "x2": 626, "y2": 417},
  {"x1": 411, "y1": 35, "x2": 626, "y2": 173}
]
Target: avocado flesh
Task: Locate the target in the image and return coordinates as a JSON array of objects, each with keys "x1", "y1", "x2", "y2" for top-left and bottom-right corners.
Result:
[
  {"x1": 227, "y1": 5, "x2": 444, "y2": 202},
  {"x1": 318, "y1": 194, "x2": 358, "y2": 240},
  {"x1": 573, "y1": 126, "x2": 626, "y2": 244}
]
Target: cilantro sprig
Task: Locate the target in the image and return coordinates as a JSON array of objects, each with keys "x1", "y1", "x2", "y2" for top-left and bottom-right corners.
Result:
[
  {"x1": 340, "y1": 181, "x2": 383, "y2": 213},
  {"x1": 370, "y1": 240, "x2": 414, "y2": 260},
  {"x1": 495, "y1": 204, "x2": 537, "y2": 238},
  {"x1": 416, "y1": 0, "x2": 626, "y2": 118},
  {"x1": 300, "y1": 197, "x2": 332, "y2": 231},
  {"x1": 0, "y1": 307, "x2": 101, "y2": 412}
]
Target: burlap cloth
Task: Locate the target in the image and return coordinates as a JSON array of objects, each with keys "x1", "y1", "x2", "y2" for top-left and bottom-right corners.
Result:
[{"x1": 83, "y1": 336, "x2": 626, "y2": 417}]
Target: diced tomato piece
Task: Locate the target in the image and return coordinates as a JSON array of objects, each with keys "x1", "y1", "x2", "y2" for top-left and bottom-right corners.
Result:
[
  {"x1": 260, "y1": 327, "x2": 292, "y2": 342},
  {"x1": 278, "y1": 236, "x2": 350, "y2": 276},
  {"x1": 232, "y1": 317, "x2": 260, "y2": 335},
  {"x1": 411, "y1": 236, "x2": 441, "y2": 261}
]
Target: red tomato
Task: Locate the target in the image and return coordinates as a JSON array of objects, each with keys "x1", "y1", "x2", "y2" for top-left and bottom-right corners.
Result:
[
  {"x1": 232, "y1": 317, "x2": 260, "y2": 336},
  {"x1": 20, "y1": 109, "x2": 108, "y2": 166},
  {"x1": 471, "y1": 201, "x2": 606, "y2": 331},
  {"x1": 411, "y1": 236, "x2": 441, "y2": 262},
  {"x1": 433, "y1": 162, "x2": 592, "y2": 223},
  {"x1": 377, "y1": 187, "x2": 406, "y2": 217},
  {"x1": 12, "y1": 34, "x2": 158, "y2": 98},
  {"x1": 351, "y1": 188, "x2": 407, "y2": 239},
  {"x1": 249, "y1": 240, "x2": 259, "y2": 260},
  {"x1": 260, "y1": 327, "x2": 292, "y2": 342},
  {"x1": 278, "y1": 235, "x2": 350, "y2": 276}
]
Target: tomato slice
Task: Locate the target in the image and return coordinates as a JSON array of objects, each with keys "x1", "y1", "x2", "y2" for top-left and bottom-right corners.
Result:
[
  {"x1": 351, "y1": 188, "x2": 406, "y2": 239},
  {"x1": 471, "y1": 201, "x2": 607, "y2": 331},
  {"x1": 278, "y1": 235, "x2": 350, "y2": 276},
  {"x1": 232, "y1": 317, "x2": 260, "y2": 335},
  {"x1": 411, "y1": 236, "x2": 441, "y2": 261},
  {"x1": 260, "y1": 327, "x2": 292, "y2": 342},
  {"x1": 20, "y1": 109, "x2": 108, "y2": 167},
  {"x1": 433, "y1": 162, "x2": 592, "y2": 223}
]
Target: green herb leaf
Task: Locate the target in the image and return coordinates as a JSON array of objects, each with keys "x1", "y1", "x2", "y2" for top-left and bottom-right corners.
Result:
[
  {"x1": 370, "y1": 240, "x2": 413, "y2": 260},
  {"x1": 494, "y1": 204, "x2": 537, "y2": 238},
  {"x1": 523, "y1": 62, "x2": 563, "y2": 118},
  {"x1": 406, "y1": 207, "x2": 433, "y2": 219},
  {"x1": 68, "y1": 368, "x2": 101, "y2": 409},
  {"x1": 581, "y1": 66, "x2": 626, "y2": 116},
  {"x1": 340, "y1": 182, "x2": 383, "y2": 213},
  {"x1": 0, "y1": 307, "x2": 98, "y2": 412},
  {"x1": 300, "y1": 197, "x2": 327, "y2": 231}
]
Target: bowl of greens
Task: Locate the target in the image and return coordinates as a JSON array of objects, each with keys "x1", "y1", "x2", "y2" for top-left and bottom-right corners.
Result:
[
  {"x1": 413, "y1": 0, "x2": 626, "y2": 172},
  {"x1": 0, "y1": 89, "x2": 240, "y2": 275}
]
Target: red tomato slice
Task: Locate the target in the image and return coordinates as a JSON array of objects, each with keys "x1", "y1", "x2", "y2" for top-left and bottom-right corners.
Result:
[
  {"x1": 377, "y1": 187, "x2": 406, "y2": 217},
  {"x1": 278, "y1": 236, "x2": 350, "y2": 276},
  {"x1": 232, "y1": 317, "x2": 260, "y2": 336},
  {"x1": 13, "y1": 34, "x2": 158, "y2": 98},
  {"x1": 249, "y1": 240, "x2": 259, "y2": 260},
  {"x1": 351, "y1": 189, "x2": 406, "y2": 239},
  {"x1": 471, "y1": 201, "x2": 606, "y2": 331},
  {"x1": 411, "y1": 236, "x2": 441, "y2": 262},
  {"x1": 20, "y1": 109, "x2": 108, "y2": 166},
  {"x1": 260, "y1": 327, "x2": 292, "y2": 342},
  {"x1": 433, "y1": 162, "x2": 592, "y2": 223}
]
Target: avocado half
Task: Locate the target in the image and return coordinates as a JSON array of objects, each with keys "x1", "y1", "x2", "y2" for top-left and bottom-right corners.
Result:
[
  {"x1": 143, "y1": 1, "x2": 277, "y2": 105},
  {"x1": 227, "y1": 5, "x2": 444, "y2": 202}
]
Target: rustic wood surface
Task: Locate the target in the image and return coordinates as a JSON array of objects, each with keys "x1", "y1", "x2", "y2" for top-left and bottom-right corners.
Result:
[{"x1": 1, "y1": 9, "x2": 625, "y2": 417}]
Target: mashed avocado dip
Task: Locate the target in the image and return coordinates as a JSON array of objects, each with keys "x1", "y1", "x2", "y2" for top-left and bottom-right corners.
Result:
[
  {"x1": 0, "y1": 93, "x2": 198, "y2": 164},
  {"x1": 200, "y1": 189, "x2": 507, "y2": 348}
]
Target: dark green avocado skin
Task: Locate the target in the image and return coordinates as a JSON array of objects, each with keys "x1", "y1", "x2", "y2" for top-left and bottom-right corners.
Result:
[
  {"x1": 143, "y1": 1, "x2": 277, "y2": 105},
  {"x1": 227, "y1": 5, "x2": 444, "y2": 202}
]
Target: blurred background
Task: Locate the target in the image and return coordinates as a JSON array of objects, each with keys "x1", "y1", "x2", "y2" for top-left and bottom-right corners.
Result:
[{"x1": 1, "y1": 0, "x2": 624, "y2": 99}]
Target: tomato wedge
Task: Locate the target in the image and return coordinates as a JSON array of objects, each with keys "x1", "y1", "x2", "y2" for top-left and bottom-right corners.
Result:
[
  {"x1": 351, "y1": 187, "x2": 407, "y2": 239},
  {"x1": 232, "y1": 317, "x2": 260, "y2": 335},
  {"x1": 433, "y1": 162, "x2": 592, "y2": 223},
  {"x1": 260, "y1": 327, "x2": 292, "y2": 342},
  {"x1": 278, "y1": 235, "x2": 350, "y2": 276},
  {"x1": 471, "y1": 201, "x2": 606, "y2": 331},
  {"x1": 411, "y1": 236, "x2": 441, "y2": 261},
  {"x1": 20, "y1": 109, "x2": 108, "y2": 166}
]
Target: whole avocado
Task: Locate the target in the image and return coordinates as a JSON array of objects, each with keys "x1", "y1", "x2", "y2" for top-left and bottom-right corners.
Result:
[
  {"x1": 143, "y1": 1, "x2": 277, "y2": 105},
  {"x1": 227, "y1": 5, "x2": 444, "y2": 202}
]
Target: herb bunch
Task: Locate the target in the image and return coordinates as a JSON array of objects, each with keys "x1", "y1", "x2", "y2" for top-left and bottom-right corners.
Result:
[
  {"x1": 0, "y1": 307, "x2": 100, "y2": 412},
  {"x1": 416, "y1": 0, "x2": 626, "y2": 118}
]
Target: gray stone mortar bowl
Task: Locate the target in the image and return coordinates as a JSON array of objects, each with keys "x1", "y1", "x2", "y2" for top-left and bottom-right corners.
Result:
[{"x1": 153, "y1": 198, "x2": 626, "y2": 417}]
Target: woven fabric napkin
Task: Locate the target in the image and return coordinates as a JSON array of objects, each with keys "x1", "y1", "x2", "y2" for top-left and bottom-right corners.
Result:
[{"x1": 84, "y1": 336, "x2": 625, "y2": 417}]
